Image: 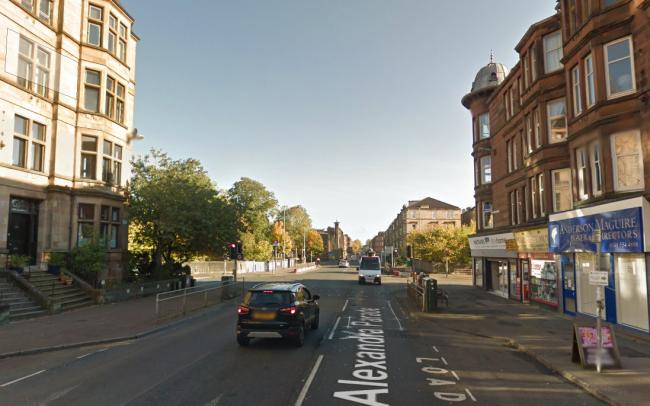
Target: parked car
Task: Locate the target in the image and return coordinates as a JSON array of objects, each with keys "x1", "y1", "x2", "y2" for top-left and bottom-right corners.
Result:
[
  {"x1": 236, "y1": 283, "x2": 320, "y2": 347},
  {"x1": 338, "y1": 259, "x2": 350, "y2": 268},
  {"x1": 358, "y1": 255, "x2": 381, "y2": 285}
]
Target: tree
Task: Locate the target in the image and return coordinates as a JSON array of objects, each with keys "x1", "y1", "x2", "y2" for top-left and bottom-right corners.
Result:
[
  {"x1": 241, "y1": 232, "x2": 273, "y2": 261},
  {"x1": 228, "y1": 177, "x2": 278, "y2": 240},
  {"x1": 128, "y1": 150, "x2": 235, "y2": 276},
  {"x1": 271, "y1": 220, "x2": 293, "y2": 256},
  {"x1": 407, "y1": 223, "x2": 474, "y2": 268},
  {"x1": 351, "y1": 239, "x2": 362, "y2": 254},
  {"x1": 277, "y1": 205, "x2": 312, "y2": 250},
  {"x1": 307, "y1": 229, "x2": 324, "y2": 256}
]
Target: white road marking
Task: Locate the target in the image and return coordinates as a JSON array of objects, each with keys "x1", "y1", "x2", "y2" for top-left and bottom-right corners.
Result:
[
  {"x1": 346, "y1": 316, "x2": 352, "y2": 328},
  {"x1": 440, "y1": 357, "x2": 448, "y2": 366},
  {"x1": 295, "y1": 354, "x2": 324, "y2": 406},
  {"x1": 76, "y1": 352, "x2": 92, "y2": 359},
  {"x1": 465, "y1": 388, "x2": 477, "y2": 402},
  {"x1": 386, "y1": 300, "x2": 404, "y2": 331},
  {"x1": 40, "y1": 384, "x2": 79, "y2": 405},
  {"x1": 337, "y1": 379, "x2": 388, "y2": 387},
  {"x1": 203, "y1": 393, "x2": 224, "y2": 406},
  {"x1": 451, "y1": 370, "x2": 460, "y2": 381},
  {"x1": 0, "y1": 370, "x2": 46, "y2": 387},
  {"x1": 342, "y1": 299, "x2": 349, "y2": 312},
  {"x1": 432, "y1": 346, "x2": 439, "y2": 353},
  {"x1": 328, "y1": 316, "x2": 341, "y2": 340}
]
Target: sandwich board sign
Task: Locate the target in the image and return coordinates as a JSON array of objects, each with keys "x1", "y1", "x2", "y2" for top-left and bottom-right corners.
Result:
[{"x1": 571, "y1": 324, "x2": 622, "y2": 369}]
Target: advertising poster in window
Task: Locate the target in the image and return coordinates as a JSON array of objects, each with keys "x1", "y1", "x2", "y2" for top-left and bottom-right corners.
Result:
[{"x1": 530, "y1": 259, "x2": 558, "y2": 306}]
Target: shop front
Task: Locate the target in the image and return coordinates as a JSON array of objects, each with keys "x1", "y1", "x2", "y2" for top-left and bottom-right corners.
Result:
[
  {"x1": 469, "y1": 232, "x2": 517, "y2": 299},
  {"x1": 549, "y1": 197, "x2": 650, "y2": 332},
  {"x1": 514, "y1": 227, "x2": 559, "y2": 308}
]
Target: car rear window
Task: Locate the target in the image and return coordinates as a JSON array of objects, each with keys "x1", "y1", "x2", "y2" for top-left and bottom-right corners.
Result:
[
  {"x1": 360, "y1": 257, "x2": 380, "y2": 270},
  {"x1": 244, "y1": 291, "x2": 292, "y2": 306}
]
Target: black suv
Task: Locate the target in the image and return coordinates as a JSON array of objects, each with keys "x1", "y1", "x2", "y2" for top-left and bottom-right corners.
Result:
[{"x1": 236, "y1": 283, "x2": 320, "y2": 347}]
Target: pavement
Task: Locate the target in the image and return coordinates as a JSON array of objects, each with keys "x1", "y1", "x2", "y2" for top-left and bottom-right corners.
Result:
[{"x1": 0, "y1": 266, "x2": 646, "y2": 405}]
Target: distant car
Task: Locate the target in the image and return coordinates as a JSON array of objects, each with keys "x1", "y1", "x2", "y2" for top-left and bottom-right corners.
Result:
[
  {"x1": 236, "y1": 283, "x2": 320, "y2": 347},
  {"x1": 358, "y1": 255, "x2": 381, "y2": 285},
  {"x1": 338, "y1": 259, "x2": 350, "y2": 268}
]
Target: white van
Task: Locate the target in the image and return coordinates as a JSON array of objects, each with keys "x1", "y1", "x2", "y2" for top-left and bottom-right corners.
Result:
[{"x1": 358, "y1": 256, "x2": 381, "y2": 285}]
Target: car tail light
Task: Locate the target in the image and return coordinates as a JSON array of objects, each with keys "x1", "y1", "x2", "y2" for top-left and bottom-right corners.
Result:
[
  {"x1": 280, "y1": 306, "x2": 297, "y2": 315},
  {"x1": 237, "y1": 305, "x2": 250, "y2": 315}
]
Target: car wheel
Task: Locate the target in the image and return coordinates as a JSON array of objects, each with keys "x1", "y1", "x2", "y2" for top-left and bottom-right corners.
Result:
[
  {"x1": 294, "y1": 321, "x2": 305, "y2": 347},
  {"x1": 237, "y1": 334, "x2": 250, "y2": 346},
  {"x1": 311, "y1": 312, "x2": 320, "y2": 330},
  {"x1": 376, "y1": 279, "x2": 382, "y2": 285},
  {"x1": 358, "y1": 278, "x2": 364, "y2": 285}
]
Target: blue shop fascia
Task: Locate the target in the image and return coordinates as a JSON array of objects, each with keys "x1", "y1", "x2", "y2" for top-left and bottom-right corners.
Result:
[{"x1": 548, "y1": 197, "x2": 650, "y2": 333}]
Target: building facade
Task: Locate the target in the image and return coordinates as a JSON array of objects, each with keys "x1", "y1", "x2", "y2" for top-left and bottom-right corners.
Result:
[
  {"x1": 317, "y1": 221, "x2": 348, "y2": 260},
  {"x1": 384, "y1": 197, "x2": 461, "y2": 257},
  {"x1": 370, "y1": 231, "x2": 385, "y2": 254},
  {"x1": 0, "y1": 0, "x2": 138, "y2": 280},
  {"x1": 463, "y1": 0, "x2": 650, "y2": 333}
]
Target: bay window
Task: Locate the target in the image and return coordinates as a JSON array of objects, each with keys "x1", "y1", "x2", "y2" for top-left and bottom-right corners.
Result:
[
  {"x1": 482, "y1": 201, "x2": 493, "y2": 229},
  {"x1": 538, "y1": 173, "x2": 546, "y2": 216},
  {"x1": 17, "y1": 36, "x2": 51, "y2": 97},
  {"x1": 534, "y1": 108, "x2": 541, "y2": 148},
  {"x1": 571, "y1": 65, "x2": 582, "y2": 116},
  {"x1": 13, "y1": 115, "x2": 46, "y2": 172},
  {"x1": 84, "y1": 69, "x2": 101, "y2": 112},
  {"x1": 530, "y1": 176, "x2": 537, "y2": 218},
  {"x1": 552, "y1": 169, "x2": 573, "y2": 212},
  {"x1": 87, "y1": 4, "x2": 104, "y2": 47},
  {"x1": 543, "y1": 31, "x2": 563, "y2": 73},
  {"x1": 605, "y1": 37, "x2": 635, "y2": 98},
  {"x1": 80, "y1": 135, "x2": 97, "y2": 179},
  {"x1": 611, "y1": 130, "x2": 644, "y2": 191},
  {"x1": 590, "y1": 142, "x2": 602, "y2": 196},
  {"x1": 547, "y1": 99, "x2": 567, "y2": 143},
  {"x1": 479, "y1": 113, "x2": 490, "y2": 139},
  {"x1": 576, "y1": 147, "x2": 588, "y2": 200},
  {"x1": 480, "y1": 156, "x2": 491, "y2": 184},
  {"x1": 584, "y1": 54, "x2": 595, "y2": 107}
]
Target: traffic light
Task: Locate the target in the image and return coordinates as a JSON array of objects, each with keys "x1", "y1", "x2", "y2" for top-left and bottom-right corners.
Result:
[
  {"x1": 406, "y1": 245, "x2": 412, "y2": 258},
  {"x1": 236, "y1": 241, "x2": 243, "y2": 260},
  {"x1": 229, "y1": 243, "x2": 237, "y2": 260}
]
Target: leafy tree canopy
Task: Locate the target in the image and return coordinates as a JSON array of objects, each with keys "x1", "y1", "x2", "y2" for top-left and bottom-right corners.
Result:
[{"x1": 228, "y1": 177, "x2": 278, "y2": 240}]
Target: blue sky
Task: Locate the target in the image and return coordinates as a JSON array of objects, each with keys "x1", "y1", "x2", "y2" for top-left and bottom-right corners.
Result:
[{"x1": 122, "y1": 0, "x2": 555, "y2": 242}]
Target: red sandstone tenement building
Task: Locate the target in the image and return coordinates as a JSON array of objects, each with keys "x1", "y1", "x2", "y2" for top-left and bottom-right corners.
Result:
[{"x1": 462, "y1": 0, "x2": 650, "y2": 333}]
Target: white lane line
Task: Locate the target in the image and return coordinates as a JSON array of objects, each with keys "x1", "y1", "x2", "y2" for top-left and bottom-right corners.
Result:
[
  {"x1": 76, "y1": 352, "x2": 92, "y2": 359},
  {"x1": 432, "y1": 346, "x2": 439, "y2": 353},
  {"x1": 346, "y1": 316, "x2": 351, "y2": 328},
  {"x1": 451, "y1": 370, "x2": 460, "y2": 381},
  {"x1": 328, "y1": 316, "x2": 341, "y2": 340},
  {"x1": 440, "y1": 357, "x2": 448, "y2": 366},
  {"x1": 386, "y1": 300, "x2": 404, "y2": 331},
  {"x1": 294, "y1": 354, "x2": 324, "y2": 406},
  {"x1": 341, "y1": 299, "x2": 349, "y2": 312},
  {"x1": 337, "y1": 380, "x2": 388, "y2": 387},
  {"x1": 1, "y1": 370, "x2": 46, "y2": 387},
  {"x1": 465, "y1": 388, "x2": 477, "y2": 402}
]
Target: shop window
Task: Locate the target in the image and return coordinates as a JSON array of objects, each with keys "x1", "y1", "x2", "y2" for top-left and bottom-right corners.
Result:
[
  {"x1": 552, "y1": 169, "x2": 573, "y2": 212},
  {"x1": 611, "y1": 130, "x2": 644, "y2": 192},
  {"x1": 530, "y1": 260, "x2": 559, "y2": 306}
]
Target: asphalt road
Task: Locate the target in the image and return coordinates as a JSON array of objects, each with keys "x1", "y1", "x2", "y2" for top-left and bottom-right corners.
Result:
[{"x1": 0, "y1": 265, "x2": 604, "y2": 405}]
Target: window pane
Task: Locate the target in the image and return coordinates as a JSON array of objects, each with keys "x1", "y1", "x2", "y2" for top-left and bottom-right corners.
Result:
[
  {"x1": 108, "y1": 32, "x2": 116, "y2": 53},
  {"x1": 607, "y1": 40, "x2": 630, "y2": 62},
  {"x1": 117, "y1": 83, "x2": 125, "y2": 98},
  {"x1": 77, "y1": 223, "x2": 94, "y2": 246},
  {"x1": 78, "y1": 204, "x2": 94, "y2": 220},
  {"x1": 481, "y1": 156, "x2": 491, "y2": 183},
  {"x1": 105, "y1": 94, "x2": 115, "y2": 117},
  {"x1": 36, "y1": 48, "x2": 50, "y2": 66},
  {"x1": 110, "y1": 224, "x2": 119, "y2": 249},
  {"x1": 114, "y1": 144, "x2": 123, "y2": 160},
  {"x1": 84, "y1": 87, "x2": 99, "y2": 112},
  {"x1": 118, "y1": 40, "x2": 127, "y2": 61},
  {"x1": 35, "y1": 67, "x2": 49, "y2": 96},
  {"x1": 614, "y1": 132, "x2": 643, "y2": 190},
  {"x1": 120, "y1": 23, "x2": 128, "y2": 38},
  {"x1": 553, "y1": 170, "x2": 572, "y2": 211},
  {"x1": 32, "y1": 122, "x2": 45, "y2": 141},
  {"x1": 116, "y1": 100, "x2": 124, "y2": 123},
  {"x1": 30, "y1": 142, "x2": 44, "y2": 171},
  {"x1": 89, "y1": 5, "x2": 103, "y2": 19},
  {"x1": 111, "y1": 208, "x2": 120, "y2": 222},
  {"x1": 102, "y1": 157, "x2": 112, "y2": 182},
  {"x1": 86, "y1": 70, "x2": 100, "y2": 85},
  {"x1": 87, "y1": 23, "x2": 101, "y2": 46},
  {"x1": 103, "y1": 140, "x2": 112, "y2": 155},
  {"x1": 19, "y1": 37, "x2": 33, "y2": 57},
  {"x1": 101, "y1": 205, "x2": 110, "y2": 221},
  {"x1": 81, "y1": 154, "x2": 96, "y2": 179},
  {"x1": 39, "y1": 0, "x2": 51, "y2": 20},
  {"x1": 479, "y1": 113, "x2": 490, "y2": 139},
  {"x1": 21, "y1": 0, "x2": 34, "y2": 10},
  {"x1": 109, "y1": 14, "x2": 117, "y2": 30},
  {"x1": 113, "y1": 161, "x2": 121, "y2": 185},
  {"x1": 12, "y1": 138, "x2": 26, "y2": 167},
  {"x1": 14, "y1": 116, "x2": 28, "y2": 135},
  {"x1": 81, "y1": 135, "x2": 97, "y2": 151},
  {"x1": 17, "y1": 59, "x2": 32, "y2": 87},
  {"x1": 608, "y1": 59, "x2": 633, "y2": 94}
]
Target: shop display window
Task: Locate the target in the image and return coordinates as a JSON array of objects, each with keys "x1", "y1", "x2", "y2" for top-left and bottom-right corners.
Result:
[
  {"x1": 530, "y1": 259, "x2": 559, "y2": 306},
  {"x1": 474, "y1": 259, "x2": 483, "y2": 288}
]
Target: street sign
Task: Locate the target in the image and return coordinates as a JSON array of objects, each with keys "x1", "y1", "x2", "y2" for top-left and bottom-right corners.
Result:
[
  {"x1": 589, "y1": 271, "x2": 608, "y2": 286},
  {"x1": 571, "y1": 324, "x2": 622, "y2": 369}
]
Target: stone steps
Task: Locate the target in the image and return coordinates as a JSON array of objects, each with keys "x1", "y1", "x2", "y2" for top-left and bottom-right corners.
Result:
[{"x1": 0, "y1": 279, "x2": 48, "y2": 321}]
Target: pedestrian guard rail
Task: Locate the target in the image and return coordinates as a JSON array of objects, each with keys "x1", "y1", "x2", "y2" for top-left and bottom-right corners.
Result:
[
  {"x1": 155, "y1": 280, "x2": 245, "y2": 322},
  {"x1": 407, "y1": 274, "x2": 447, "y2": 312}
]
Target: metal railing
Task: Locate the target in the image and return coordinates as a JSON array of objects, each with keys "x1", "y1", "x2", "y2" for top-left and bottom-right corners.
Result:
[{"x1": 155, "y1": 280, "x2": 245, "y2": 322}]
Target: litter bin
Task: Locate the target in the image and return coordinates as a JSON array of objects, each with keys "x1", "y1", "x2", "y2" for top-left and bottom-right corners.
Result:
[
  {"x1": 221, "y1": 275, "x2": 235, "y2": 300},
  {"x1": 424, "y1": 278, "x2": 438, "y2": 312}
]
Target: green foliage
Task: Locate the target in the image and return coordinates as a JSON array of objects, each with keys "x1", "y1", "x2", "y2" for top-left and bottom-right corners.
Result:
[
  {"x1": 8, "y1": 255, "x2": 30, "y2": 269},
  {"x1": 407, "y1": 222, "x2": 474, "y2": 267},
  {"x1": 241, "y1": 232, "x2": 273, "y2": 261},
  {"x1": 47, "y1": 252, "x2": 67, "y2": 267},
  {"x1": 228, "y1": 177, "x2": 278, "y2": 241},
  {"x1": 71, "y1": 241, "x2": 106, "y2": 282},
  {"x1": 351, "y1": 240, "x2": 362, "y2": 254},
  {"x1": 128, "y1": 150, "x2": 237, "y2": 274},
  {"x1": 278, "y1": 206, "x2": 312, "y2": 249}
]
